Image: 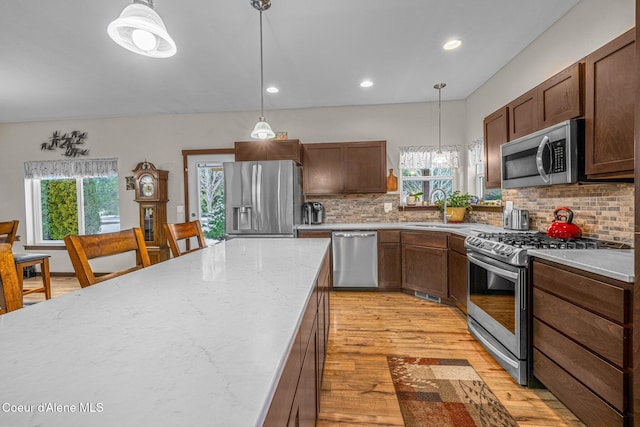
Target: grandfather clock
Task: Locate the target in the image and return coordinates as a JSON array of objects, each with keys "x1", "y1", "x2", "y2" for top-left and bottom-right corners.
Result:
[{"x1": 132, "y1": 161, "x2": 170, "y2": 264}]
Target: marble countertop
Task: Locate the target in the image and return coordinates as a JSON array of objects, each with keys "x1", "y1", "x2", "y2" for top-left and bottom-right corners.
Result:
[
  {"x1": 0, "y1": 238, "x2": 330, "y2": 426},
  {"x1": 298, "y1": 222, "x2": 635, "y2": 282},
  {"x1": 528, "y1": 249, "x2": 634, "y2": 283}
]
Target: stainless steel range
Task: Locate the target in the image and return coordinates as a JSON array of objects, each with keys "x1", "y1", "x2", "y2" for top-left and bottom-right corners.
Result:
[{"x1": 464, "y1": 231, "x2": 604, "y2": 385}]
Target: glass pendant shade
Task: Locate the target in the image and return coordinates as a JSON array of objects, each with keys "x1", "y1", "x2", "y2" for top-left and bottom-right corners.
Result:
[
  {"x1": 251, "y1": 118, "x2": 276, "y2": 140},
  {"x1": 432, "y1": 150, "x2": 448, "y2": 166},
  {"x1": 108, "y1": 2, "x2": 176, "y2": 58}
]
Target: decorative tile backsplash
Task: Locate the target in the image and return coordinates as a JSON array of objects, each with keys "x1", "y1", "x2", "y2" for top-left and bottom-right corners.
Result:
[{"x1": 306, "y1": 181, "x2": 634, "y2": 246}]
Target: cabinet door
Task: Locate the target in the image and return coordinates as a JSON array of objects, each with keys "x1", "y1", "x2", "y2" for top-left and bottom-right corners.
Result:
[
  {"x1": 585, "y1": 29, "x2": 636, "y2": 178},
  {"x1": 343, "y1": 141, "x2": 387, "y2": 193},
  {"x1": 234, "y1": 140, "x2": 266, "y2": 161},
  {"x1": 378, "y1": 243, "x2": 402, "y2": 291},
  {"x1": 402, "y1": 245, "x2": 447, "y2": 297},
  {"x1": 508, "y1": 88, "x2": 538, "y2": 140},
  {"x1": 268, "y1": 139, "x2": 302, "y2": 164},
  {"x1": 538, "y1": 62, "x2": 583, "y2": 128},
  {"x1": 302, "y1": 144, "x2": 343, "y2": 194},
  {"x1": 483, "y1": 107, "x2": 509, "y2": 189},
  {"x1": 448, "y1": 250, "x2": 468, "y2": 313}
]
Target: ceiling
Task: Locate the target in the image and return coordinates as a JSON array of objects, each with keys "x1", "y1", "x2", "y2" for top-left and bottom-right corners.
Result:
[{"x1": 0, "y1": 0, "x2": 579, "y2": 123}]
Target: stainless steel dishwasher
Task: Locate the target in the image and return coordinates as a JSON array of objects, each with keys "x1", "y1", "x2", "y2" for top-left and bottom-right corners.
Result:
[{"x1": 332, "y1": 231, "x2": 378, "y2": 288}]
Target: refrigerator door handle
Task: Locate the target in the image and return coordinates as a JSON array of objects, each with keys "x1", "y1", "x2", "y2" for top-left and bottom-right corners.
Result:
[
  {"x1": 256, "y1": 163, "x2": 263, "y2": 230},
  {"x1": 251, "y1": 164, "x2": 258, "y2": 230}
]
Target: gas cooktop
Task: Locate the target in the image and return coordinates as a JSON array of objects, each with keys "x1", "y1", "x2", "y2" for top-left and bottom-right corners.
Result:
[{"x1": 464, "y1": 231, "x2": 626, "y2": 266}]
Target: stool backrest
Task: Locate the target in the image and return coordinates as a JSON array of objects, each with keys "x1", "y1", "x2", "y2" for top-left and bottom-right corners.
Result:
[
  {"x1": 164, "y1": 220, "x2": 206, "y2": 257},
  {"x1": 0, "y1": 220, "x2": 19, "y2": 245},
  {"x1": 64, "y1": 228, "x2": 151, "y2": 288},
  {"x1": 0, "y1": 243, "x2": 23, "y2": 314}
]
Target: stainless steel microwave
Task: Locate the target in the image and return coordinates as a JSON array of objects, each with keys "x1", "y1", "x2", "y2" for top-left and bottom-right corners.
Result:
[{"x1": 501, "y1": 119, "x2": 584, "y2": 189}]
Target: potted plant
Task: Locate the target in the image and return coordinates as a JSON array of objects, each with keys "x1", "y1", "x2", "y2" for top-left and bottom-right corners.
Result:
[
  {"x1": 407, "y1": 191, "x2": 423, "y2": 206},
  {"x1": 436, "y1": 190, "x2": 474, "y2": 222}
]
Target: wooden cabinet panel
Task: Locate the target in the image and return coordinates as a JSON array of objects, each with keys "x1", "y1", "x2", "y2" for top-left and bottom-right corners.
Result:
[
  {"x1": 297, "y1": 230, "x2": 332, "y2": 239},
  {"x1": 508, "y1": 88, "x2": 538, "y2": 140},
  {"x1": 343, "y1": 141, "x2": 387, "y2": 193},
  {"x1": 533, "y1": 288, "x2": 624, "y2": 368},
  {"x1": 302, "y1": 144, "x2": 343, "y2": 194},
  {"x1": 447, "y1": 249, "x2": 467, "y2": 313},
  {"x1": 235, "y1": 139, "x2": 302, "y2": 164},
  {"x1": 533, "y1": 261, "x2": 629, "y2": 323},
  {"x1": 448, "y1": 234, "x2": 466, "y2": 255},
  {"x1": 401, "y1": 231, "x2": 448, "y2": 248},
  {"x1": 533, "y1": 349, "x2": 624, "y2": 427},
  {"x1": 538, "y1": 62, "x2": 583, "y2": 128},
  {"x1": 534, "y1": 319, "x2": 624, "y2": 411},
  {"x1": 483, "y1": 107, "x2": 509, "y2": 189},
  {"x1": 378, "y1": 230, "x2": 400, "y2": 243},
  {"x1": 585, "y1": 29, "x2": 636, "y2": 178},
  {"x1": 402, "y1": 245, "x2": 447, "y2": 297},
  {"x1": 378, "y1": 242, "x2": 402, "y2": 291},
  {"x1": 302, "y1": 141, "x2": 387, "y2": 194}
]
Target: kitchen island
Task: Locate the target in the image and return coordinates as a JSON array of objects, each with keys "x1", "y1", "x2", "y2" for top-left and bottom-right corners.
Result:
[{"x1": 0, "y1": 238, "x2": 330, "y2": 426}]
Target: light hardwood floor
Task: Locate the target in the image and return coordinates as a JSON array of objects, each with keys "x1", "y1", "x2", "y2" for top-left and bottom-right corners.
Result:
[{"x1": 27, "y1": 277, "x2": 584, "y2": 426}]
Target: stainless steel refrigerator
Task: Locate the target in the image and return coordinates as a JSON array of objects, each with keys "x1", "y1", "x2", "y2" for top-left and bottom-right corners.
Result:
[{"x1": 224, "y1": 160, "x2": 303, "y2": 238}]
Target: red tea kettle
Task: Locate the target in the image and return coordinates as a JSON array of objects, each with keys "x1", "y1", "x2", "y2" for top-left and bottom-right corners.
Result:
[{"x1": 546, "y1": 207, "x2": 582, "y2": 239}]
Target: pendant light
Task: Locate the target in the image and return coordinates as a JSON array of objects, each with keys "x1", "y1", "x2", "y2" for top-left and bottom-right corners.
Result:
[
  {"x1": 250, "y1": 0, "x2": 276, "y2": 140},
  {"x1": 108, "y1": 0, "x2": 177, "y2": 59},
  {"x1": 432, "y1": 83, "x2": 448, "y2": 167}
]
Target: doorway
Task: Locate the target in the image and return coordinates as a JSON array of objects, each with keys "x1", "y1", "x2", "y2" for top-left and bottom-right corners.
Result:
[{"x1": 182, "y1": 149, "x2": 235, "y2": 245}]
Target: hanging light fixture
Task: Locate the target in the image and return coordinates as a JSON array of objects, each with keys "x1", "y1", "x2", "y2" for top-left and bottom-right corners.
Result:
[
  {"x1": 108, "y1": 0, "x2": 177, "y2": 59},
  {"x1": 432, "y1": 83, "x2": 448, "y2": 166},
  {"x1": 250, "y1": 0, "x2": 276, "y2": 140}
]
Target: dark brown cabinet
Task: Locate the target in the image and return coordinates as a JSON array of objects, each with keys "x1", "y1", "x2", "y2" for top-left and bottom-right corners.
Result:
[
  {"x1": 302, "y1": 141, "x2": 387, "y2": 194},
  {"x1": 234, "y1": 139, "x2": 302, "y2": 164},
  {"x1": 483, "y1": 107, "x2": 509, "y2": 189},
  {"x1": 447, "y1": 234, "x2": 468, "y2": 314},
  {"x1": 378, "y1": 230, "x2": 402, "y2": 291},
  {"x1": 532, "y1": 259, "x2": 632, "y2": 427},
  {"x1": 508, "y1": 88, "x2": 538, "y2": 140},
  {"x1": 538, "y1": 62, "x2": 583, "y2": 128},
  {"x1": 401, "y1": 231, "x2": 448, "y2": 297},
  {"x1": 585, "y1": 29, "x2": 636, "y2": 178},
  {"x1": 264, "y1": 250, "x2": 330, "y2": 427}
]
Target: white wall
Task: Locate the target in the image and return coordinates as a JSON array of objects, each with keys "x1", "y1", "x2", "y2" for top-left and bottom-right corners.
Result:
[
  {"x1": 465, "y1": 0, "x2": 635, "y2": 143},
  {"x1": 0, "y1": 101, "x2": 466, "y2": 272}
]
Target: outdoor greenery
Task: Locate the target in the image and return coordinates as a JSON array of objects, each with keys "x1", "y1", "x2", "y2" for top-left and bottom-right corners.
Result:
[
  {"x1": 198, "y1": 166, "x2": 225, "y2": 240},
  {"x1": 40, "y1": 177, "x2": 119, "y2": 240}
]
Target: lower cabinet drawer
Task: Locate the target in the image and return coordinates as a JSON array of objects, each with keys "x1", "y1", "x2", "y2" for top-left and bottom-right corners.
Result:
[
  {"x1": 534, "y1": 349, "x2": 623, "y2": 427},
  {"x1": 533, "y1": 319, "x2": 624, "y2": 411}
]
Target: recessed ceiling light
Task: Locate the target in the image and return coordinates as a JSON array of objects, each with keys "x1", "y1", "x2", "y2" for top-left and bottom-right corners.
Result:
[
  {"x1": 360, "y1": 80, "x2": 374, "y2": 88},
  {"x1": 266, "y1": 86, "x2": 279, "y2": 93},
  {"x1": 443, "y1": 39, "x2": 462, "y2": 50}
]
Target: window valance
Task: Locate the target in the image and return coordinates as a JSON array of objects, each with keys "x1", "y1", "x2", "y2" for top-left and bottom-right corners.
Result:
[
  {"x1": 399, "y1": 146, "x2": 460, "y2": 169},
  {"x1": 24, "y1": 158, "x2": 118, "y2": 179},
  {"x1": 468, "y1": 138, "x2": 484, "y2": 166}
]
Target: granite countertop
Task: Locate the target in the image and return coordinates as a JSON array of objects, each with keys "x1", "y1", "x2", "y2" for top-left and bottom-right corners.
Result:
[
  {"x1": 528, "y1": 249, "x2": 634, "y2": 283},
  {"x1": 0, "y1": 238, "x2": 331, "y2": 426},
  {"x1": 298, "y1": 222, "x2": 635, "y2": 283}
]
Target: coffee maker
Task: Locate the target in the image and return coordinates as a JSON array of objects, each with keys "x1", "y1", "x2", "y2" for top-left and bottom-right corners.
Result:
[{"x1": 302, "y1": 202, "x2": 324, "y2": 225}]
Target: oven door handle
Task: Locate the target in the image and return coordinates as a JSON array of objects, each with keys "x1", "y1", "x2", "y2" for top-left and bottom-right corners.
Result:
[
  {"x1": 467, "y1": 252, "x2": 519, "y2": 280},
  {"x1": 468, "y1": 321, "x2": 519, "y2": 369}
]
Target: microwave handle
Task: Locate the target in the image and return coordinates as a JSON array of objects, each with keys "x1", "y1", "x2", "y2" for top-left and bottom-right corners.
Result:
[{"x1": 535, "y1": 135, "x2": 551, "y2": 183}]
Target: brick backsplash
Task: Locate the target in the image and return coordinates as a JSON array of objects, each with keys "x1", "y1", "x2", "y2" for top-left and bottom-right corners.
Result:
[{"x1": 306, "y1": 181, "x2": 634, "y2": 246}]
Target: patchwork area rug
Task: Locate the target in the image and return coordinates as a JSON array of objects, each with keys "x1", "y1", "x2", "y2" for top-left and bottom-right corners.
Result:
[{"x1": 387, "y1": 356, "x2": 518, "y2": 427}]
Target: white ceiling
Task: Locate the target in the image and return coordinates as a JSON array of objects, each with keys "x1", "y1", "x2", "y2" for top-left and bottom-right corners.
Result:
[{"x1": 0, "y1": 0, "x2": 579, "y2": 123}]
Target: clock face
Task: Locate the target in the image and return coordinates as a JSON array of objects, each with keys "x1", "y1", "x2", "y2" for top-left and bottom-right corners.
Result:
[{"x1": 140, "y1": 175, "x2": 155, "y2": 197}]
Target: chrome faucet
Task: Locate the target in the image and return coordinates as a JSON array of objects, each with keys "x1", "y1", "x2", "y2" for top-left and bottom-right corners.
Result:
[{"x1": 430, "y1": 188, "x2": 447, "y2": 224}]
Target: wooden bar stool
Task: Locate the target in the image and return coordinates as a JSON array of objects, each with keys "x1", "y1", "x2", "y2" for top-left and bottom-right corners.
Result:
[
  {"x1": 164, "y1": 220, "x2": 206, "y2": 257},
  {"x1": 0, "y1": 243, "x2": 23, "y2": 314},
  {"x1": 13, "y1": 252, "x2": 51, "y2": 300}
]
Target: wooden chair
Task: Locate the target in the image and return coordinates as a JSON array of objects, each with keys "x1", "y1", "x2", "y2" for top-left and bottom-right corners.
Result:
[
  {"x1": 163, "y1": 220, "x2": 206, "y2": 257},
  {"x1": 64, "y1": 228, "x2": 151, "y2": 288},
  {"x1": 0, "y1": 244, "x2": 23, "y2": 314},
  {"x1": 0, "y1": 220, "x2": 19, "y2": 244}
]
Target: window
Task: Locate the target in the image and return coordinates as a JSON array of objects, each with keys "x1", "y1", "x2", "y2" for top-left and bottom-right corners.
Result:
[
  {"x1": 197, "y1": 163, "x2": 225, "y2": 242},
  {"x1": 399, "y1": 146, "x2": 460, "y2": 204},
  {"x1": 468, "y1": 138, "x2": 501, "y2": 202},
  {"x1": 25, "y1": 158, "x2": 119, "y2": 243}
]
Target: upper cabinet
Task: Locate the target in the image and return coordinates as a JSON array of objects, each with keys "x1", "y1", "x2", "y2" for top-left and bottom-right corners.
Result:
[
  {"x1": 538, "y1": 62, "x2": 583, "y2": 128},
  {"x1": 235, "y1": 139, "x2": 302, "y2": 164},
  {"x1": 483, "y1": 107, "x2": 509, "y2": 189},
  {"x1": 508, "y1": 88, "x2": 538, "y2": 140},
  {"x1": 303, "y1": 141, "x2": 387, "y2": 194},
  {"x1": 584, "y1": 29, "x2": 636, "y2": 179}
]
